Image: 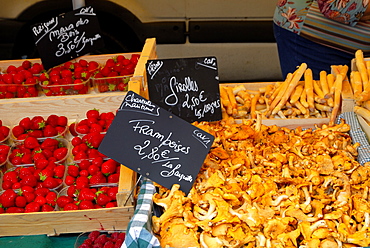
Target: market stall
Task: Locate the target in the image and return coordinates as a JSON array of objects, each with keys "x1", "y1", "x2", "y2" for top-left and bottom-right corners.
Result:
[{"x1": 0, "y1": 30, "x2": 370, "y2": 248}]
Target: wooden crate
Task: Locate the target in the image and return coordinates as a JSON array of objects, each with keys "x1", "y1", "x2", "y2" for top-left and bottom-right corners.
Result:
[
  {"x1": 0, "y1": 40, "x2": 159, "y2": 237},
  {"x1": 221, "y1": 82, "x2": 332, "y2": 129},
  {"x1": 0, "y1": 164, "x2": 136, "y2": 237},
  {"x1": 0, "y1": 39, "x2": 156, "y2": 123}
]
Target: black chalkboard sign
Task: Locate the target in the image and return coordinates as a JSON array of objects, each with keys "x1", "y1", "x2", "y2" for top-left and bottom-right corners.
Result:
[
  {"x1": 98, "y1": 91, "x2": 214, "y2": 194},
  {"x1": 31, "y1": 5, "x2": 104, "y2": 70},
  {"x1": 146, "y1": 57, "x2": 222, "y2": 123}
]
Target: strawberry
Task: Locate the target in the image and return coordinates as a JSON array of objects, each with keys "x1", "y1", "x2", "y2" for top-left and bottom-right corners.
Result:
[
  {"x1": 75, "y1": 176, "x2": 89, "y2": 189},
  {"x1": 63, "y1": 203, "x2": 78, "y2": 211},
  {"x1": 3, "y1": 170, "x2": 18, "y2": 183},
  {"x1": 56, "y1": 195, "x2": 74, "y2": 208},
  {"x1": 6, "y1": 207, "x2": 25, "y2": 213},
  {"x1": 107, "y1": 174, "x2": 120, "y2": 184},
  {"x1": 53, "y1": 164, "x2": 65, "y2": 179},
  {"x1": 96, "y1": 193, "x2": 111, "y2": 207},
  {"x1": 41, "y1": 204, "x2": 55, "y2": 212},
  {"x1": 19, "y1": 117, "x2": 32, "y2": 130},
  {"x1": 87, "y1": 109, "x2": 100, "y2": 119},
  {"x1": 79, "y1": 200, "x2": 95, "y2": 210},
  {"x1": 45, "y1": 191, "x2": 57, "y2": 206},
  {"x1": 53, "y1": 147, "x2": 68, "y2": 161},
  {"x1": 20, "y1": 175, "x2": 38, "y2": 188},
  {"x1": 21, "y1": 60, "x2": 31, "y2": 70},
  {"x1": 101, "y1": 159, "x2": 119, "y2": 175},
  {"x1": 67, "y1": 185, "x2": 78, "y2": 198},
  {"x1": 78, "y1": 188, "x2": 96, "y2": 201},
  {"x1": 89, "y1": 172, "x2": 107, "y2": 185},
  {"x1": 24, "y1": 136, "x2": 40, "y2": 149},
  {"x1": 2, "y1": 189, "x2": 17, "y2": 208},
  {"x1": 25, "y1": 202, "x2": 41, "y2": 212},
  {"x1": 34, "y1": 195, "x2": 47, "y2": 206},
  {"x1": 42, "y1": 177, "x2": 60, "y2": 189},
  {"x1": 64, "y1": 175, "x2": 76, "y2": 186},
  {"x1": 67, "y1": 164, "x2": 80, "y2": 177},
  {"x1": 31, "y1": 116, "x2": 46, "y2": 130},
  {"x1": 35, "y1": 188, "x2": 50, "y2": 197},
  {"x1": 107, "y1": 187, "x2": 118, "y2": 201},
  {"x1": 43, "y1": 125, "x2": 58, "y2": 137}
]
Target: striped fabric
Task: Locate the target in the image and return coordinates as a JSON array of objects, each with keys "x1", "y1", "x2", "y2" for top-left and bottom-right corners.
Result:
[
  {"x1": 301, "y1": 1, "x2": 370, "y2": 55},
  {"x1": 273, "y1": 0, "x2": 370, "y2": 55}
]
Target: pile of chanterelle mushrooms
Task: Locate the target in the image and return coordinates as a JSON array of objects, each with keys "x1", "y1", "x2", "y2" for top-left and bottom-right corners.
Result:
[{"x1": 152, "y1": 117, "x2": 370, "y2": 248}]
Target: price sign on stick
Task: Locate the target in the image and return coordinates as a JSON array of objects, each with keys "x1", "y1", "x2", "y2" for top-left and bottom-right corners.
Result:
[
  {"x1": 31, "y1": 5, "x2": 104, "y2": 70},
  {"x1": 146, "y1": 57, "x2": 222, "y2": 123},
  {"x1": 98, "y1": 91, "x2": 214, "y2": 194}
]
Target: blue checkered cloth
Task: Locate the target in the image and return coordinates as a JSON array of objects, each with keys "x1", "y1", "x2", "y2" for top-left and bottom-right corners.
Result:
[
  {"x1": 338, "y1": 112, "x2": 370, "y2": 165},
  {"x1": 122, "y1": 178, "x2": 160, "y2": 248}
]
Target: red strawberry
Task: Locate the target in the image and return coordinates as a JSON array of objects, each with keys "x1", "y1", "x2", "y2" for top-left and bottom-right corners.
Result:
[
  {"x1": 78, "y1": 188, "x2": 96, "y2": 201},
  {"x1": 67, "y1": 185, "x2": 79, "y2": 198},
  {"x1": 31, "y1": 116, "x2": 46, "y2": 130},
  {"x1": 42, "y1": 177, "x2": 60, "y2": 189},
  {"x1": 63, "y1": 203, "x2": 78, "y2": 211},
  {"x1": 79, "y1": 200, "x2": 95, "y2": 210},
  {"x1": 67, "y1": 165, "x2": 80, "y2": 177},
  {"x1": 96, "y1": 193, "x2": 111, "y2": 207},
  {"x1": 34, "y1": 195, "x2": 47, "y2": 206},
  {"x1": 54, "y1": 164, "x2": 65, "y2": 179},
  {"x1": 107, "y1": 174, "x2": 120, "y2": 183},
  {"x1": 35, "y1": 188, "x2": 50, "y2": 197},
  {"x1": 45, "y1": 191, "x2": 57, "y2": 206},
  {"x1": 53, "y1": 147, "x2": 68, "y2": 161},
  {"x1": 24, "y1": 136, "x2": 40, "y2": 149},
  {"x1": 43, "y1": 125, "x2": 58, "y2": 137},
  {"x1": 11, "y1": 125, "x2": 25, "y2": 138},
  {"x1": 57, "y1": 116, "x2": 68, "y2": 127},
  {"x1": 101, "y1": 159, "x2": 119, "y2": 175},
  {"x1": 20, "y1": 175, "x2": 38, "y2": 188},
  {"x1": 6, "y1": 207, "x2": 25, "y2": 213},
  {"x1": 64, "y1": 175, "x2": 75, "y2": 186},
  {"x1": 86, "y1": 109, "x2": 100, "y2": 119},
  {"x1": 2, "y1": 189, "x2": 17, "y2": 208},
  {"x1": 25, "y1": 202, "x2": 41, "y2": 212},
  {"x1": 23, "y1": 192, "x2": 36, "y2": 203},
  {"x1": 107, "y1": 187, "x2": 118, "y2": 201},
  {"x1": 89, "y1": 172, "x2": 107, "y2": 185},
  {"x1": 56, "y1": 195, "x2": 74, "y2": 208},
  {"x1": 19, "y1": 117, "x2": 32, "y2": 130},
  {"x1": 75, "y1": 176, "x2": 89, "y2": 189},
  {"x1": 41, "y1": 204, "x2": 55, "y2": 212}
]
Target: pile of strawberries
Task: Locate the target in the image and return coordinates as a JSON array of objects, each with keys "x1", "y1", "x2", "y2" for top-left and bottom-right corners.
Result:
[
  {"x1": 2, "y1": 162, "x2": 65, "y2": 190},
  {"x1": 0, "y1": 187, "x2": 58, "y2": 213},
  {"x1": 0, "y1": 119, "x2": 10, "y2": 143},
  {"x1": 11, "y1": 114, "x2": 68, "y2": 141},
  {"x1": 78, "y1": 230, "x2": 125, "y2": 248},
  {"x1": 56, "y1": 185, "x2": 119, "y2": 211},
  {"x1": 0, "y1": 60, "x2": 43, "y2": 99},
  {"x1": 70, "y1": 109, "x2": 115, "y2": 161},
  {"x1": 0, "y1": 143, "x2": 10, "y2": 165},
  {"x1": 65, "y1": 158, "x2": 120, "y2": 187},
  {"x1": 93, "y1": 54, "x2": 140, "y2": 92},
  {"x1": 0, "y1": 163, "x2": 65, "y2": 213},
  {"x1": 8, "y1": 136, "x2": 69, "y2": 166},
  {"x1": 39, "y1": 59, "x2": 99, "y2": 96}
]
